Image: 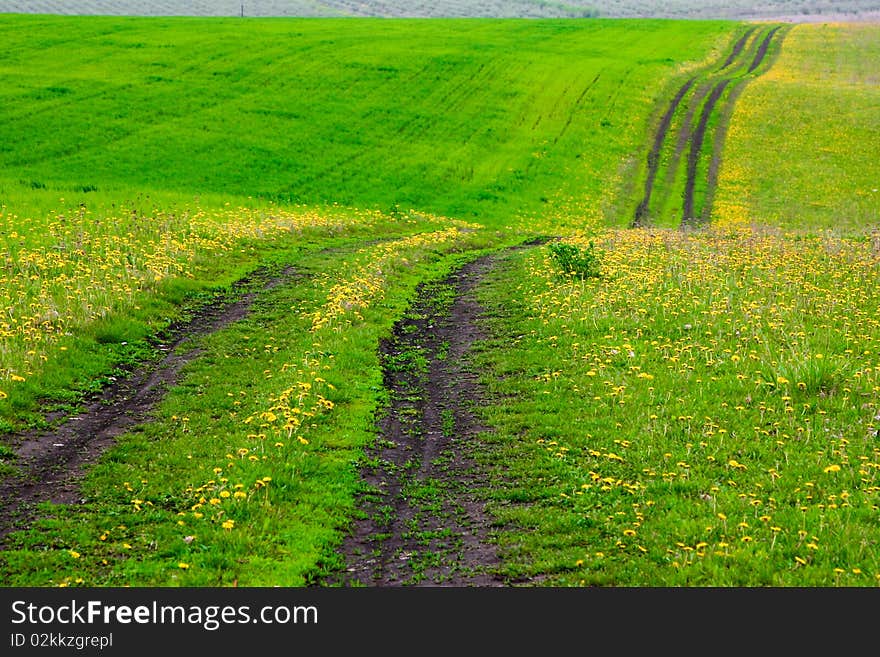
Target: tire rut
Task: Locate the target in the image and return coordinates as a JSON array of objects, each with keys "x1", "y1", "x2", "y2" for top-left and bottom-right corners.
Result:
[
  {"x1": 326, "y1": 251, "x2": 524, "y2": 587},
  {"x1": 632, "y1": 24, "x2": 786, "y2": 228},
  {"x1": 0, "y1": 265, "x2": 305, "y2": 544}
]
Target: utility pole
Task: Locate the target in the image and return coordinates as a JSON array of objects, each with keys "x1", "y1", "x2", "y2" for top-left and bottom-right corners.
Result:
[{"x1": 241, "y1": 3, "x2": 244, "y2": 18}]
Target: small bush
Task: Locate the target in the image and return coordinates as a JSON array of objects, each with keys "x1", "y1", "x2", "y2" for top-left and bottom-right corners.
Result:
[{"x1": 548, "y1": 240, "x2": 602, "y2": 280}]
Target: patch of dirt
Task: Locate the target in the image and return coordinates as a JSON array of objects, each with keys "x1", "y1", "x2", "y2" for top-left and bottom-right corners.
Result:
[
  {"x1": 0, "y1": 265, "x2": 303, "y2": 545},
  {"x1": 325, "y1": 253, "x2": 517, "y2": 587}
]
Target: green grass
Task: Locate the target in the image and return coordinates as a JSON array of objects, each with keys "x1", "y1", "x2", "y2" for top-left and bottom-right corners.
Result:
[
  {"x1": 713, "y1": 22, "x2": 880, "y2": 231},
  {"x1": 0, "y1": 15, "x2": 735, "y2": 228},
  {"x1": 473, "y1": 229, "x2": 880, "y2": 585},
  {"x1": 0, "y1": 223, "x2": 498, "y2": 586},
  {"x1": 2, "y1": 14, "x2": 878, "y2": 588}
]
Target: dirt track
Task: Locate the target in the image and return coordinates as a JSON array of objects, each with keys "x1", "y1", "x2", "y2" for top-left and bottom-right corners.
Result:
[
  {"x1": 632, "y1": 24, "x2": 785, "y2": 228},
  {"x1": 325, "y1": 255, "x2": 508, "y2": 586},
  {"x1": 0, "y1": 266, "x2": 302, "y2": 544}
]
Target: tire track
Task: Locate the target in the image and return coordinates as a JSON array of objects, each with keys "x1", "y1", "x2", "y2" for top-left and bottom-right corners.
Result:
[
  {"x1": 721, "y1": 26, "x2": 757, "y2": 70},
  {"x1": 749, "y1": 26, "x2": 782, "y2": 73},
  {"x1": 327, "y1": 239, "x2": 546, "y2": 587},
  {"x1": 681, "y1": 78, "x2": 730, "y2": 225},
  {"x1": 326, "y1": 255, "x2": 504, "y2": 586},
  {"x1": 682, "y1": 25, "x2": 783, "y2": 226},
  {"x1": 631, "y1": 24, "x2": 785, "y2": 228},
  {"x1": 633, "y1": 77, "x2": 696, "y2": 226},
  {"x1": 0, "y1": 265, "x2": 306, "y2": 544}
]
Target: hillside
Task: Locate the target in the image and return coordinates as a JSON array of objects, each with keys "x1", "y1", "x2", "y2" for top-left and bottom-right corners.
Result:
[
  {"x1": 1, "y1": 14, "x2": 879, "y2": 594},
  {"x1": 0, "y1": 15, "x2": 733, "y2": 226}
]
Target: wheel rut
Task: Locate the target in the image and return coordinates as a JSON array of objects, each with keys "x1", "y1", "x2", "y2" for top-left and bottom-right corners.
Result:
[
  {"x1": 0, "y1": 265, "x2": 305, "y2": 545},
  {"x1": 326, "y1": 247, "x2": 540, "y2": 587},
  {"x1": 632, "y1": 23, "x2": 786, "y2": 228}
]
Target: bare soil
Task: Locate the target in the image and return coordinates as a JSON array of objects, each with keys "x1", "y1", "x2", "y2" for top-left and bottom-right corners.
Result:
[
  {"x1": 0, "y1": 265, "x2": 302, "y2": 544},
  {"x1": 324, "y1": 254, "x2": 510, "y2": 586}
]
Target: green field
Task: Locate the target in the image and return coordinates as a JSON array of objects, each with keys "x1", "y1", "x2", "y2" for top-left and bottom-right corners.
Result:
[
  {"x1": 0, "y1": 15, "x2": 732, "y2": 227},
  {"x1": 0, "y1": 14, "x2": 878, "y2": 588},
  {"x1": 713, "y1": 22, "x2": 880, "y2": 230}
]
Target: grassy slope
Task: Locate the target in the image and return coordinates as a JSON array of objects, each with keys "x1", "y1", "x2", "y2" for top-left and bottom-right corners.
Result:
[
  {"x1": 470, "y1": 22, "x2": 880, "y2": 585},
  {"x1": 0, "y1": 16, "x2": 739, "y2": 586},
  {"x1": 0, "y1": 15, "x2": 733, "y2": 228},
  {"x1": 713, "y1": 22, "x2": 880, "y2": 231}
]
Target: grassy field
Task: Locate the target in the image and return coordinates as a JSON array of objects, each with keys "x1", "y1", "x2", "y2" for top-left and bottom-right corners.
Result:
[
  {"x1": 468, "y1": 22, "x2": 880, "y2": 585},
  {"x1": 713, "y1": 22, "x2": 880, "y2": 231},
  {"x1": 0, "y1": 16, "x2": 731, "y2": 227},
  {"x1": 0, "y1": 15, "x2": 878, "y2": 588},
  {"x1": 475, "y1": 226, "x2": 880, "y2": 585}
]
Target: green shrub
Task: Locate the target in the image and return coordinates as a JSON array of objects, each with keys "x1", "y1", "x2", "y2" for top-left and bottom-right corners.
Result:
[{"x1": 548, "y1": 240, "x2": 602, "y2": 280}]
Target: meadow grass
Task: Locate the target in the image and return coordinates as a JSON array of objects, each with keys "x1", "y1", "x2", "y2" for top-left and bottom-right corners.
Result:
[
  {"x1": 713, "y1": 22, "x2": 880, "y2": 231},
  {"x1": 0, "y1": 215, "x2": 500, "y2": 586},
  {"x1": 474, "y1": 228, "x2": 880, "y2": 585},
  {"x1": 2, "y1": 15, "x2": 878, "y2": 587},
  {"x1": 0, "y1": 15, "x2": 734, "y2": 228}
]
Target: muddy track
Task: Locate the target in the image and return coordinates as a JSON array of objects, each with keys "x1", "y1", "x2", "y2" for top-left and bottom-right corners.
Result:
[
  {"x1": 749, "y1": 27, "x2": 781, "y2": 73},
  {"x1": 0, "y1": 265, "x2": 304, "y2": 544},
  {"x1": 721, "y1": 26, "x2": 757, "y2": 70},
  {"x1": 681, "y1": 25, "x2": 781, "y2": 226},
  {"x1": 633, "y1": 77, "x2": 696, "y2": 227},
  {"x1": 632, "y1": 24, "x2": 785, "y2": 228},
  {"x1": 325, "y1": 247, "x2": 542, "y2": 587},
  {"x1": 681, "y1": 78, "x2": 730, "y2": 225}
]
